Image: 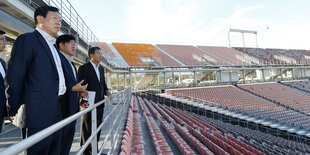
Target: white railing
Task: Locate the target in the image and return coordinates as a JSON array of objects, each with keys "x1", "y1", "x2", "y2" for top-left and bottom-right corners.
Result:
[
  {"x1": 26, "y1": 0, "x2": 101, "y2": 45},
  {"x1": 0, "y1": 88, "x2": 131, "y2": 155}
]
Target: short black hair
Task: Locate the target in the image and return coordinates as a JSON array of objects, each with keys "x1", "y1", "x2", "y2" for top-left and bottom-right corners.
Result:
[
  {"x1": 0, "y1": 30, "x2": 5, "y2": 35},
  {"x1": 88, "y1": 46, "x2": 101, "y2": 58},
  {"x1": 34, "y1": 5, "x2": 59, "y2": 25},
  {"x1": 56, "y1": 34, "x2": 76, "y2": 49}
]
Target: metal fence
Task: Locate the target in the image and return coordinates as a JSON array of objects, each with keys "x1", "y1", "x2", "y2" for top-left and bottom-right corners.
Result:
[{"x1": 0, "y1": 88, "x2": 131, "y2": 155}]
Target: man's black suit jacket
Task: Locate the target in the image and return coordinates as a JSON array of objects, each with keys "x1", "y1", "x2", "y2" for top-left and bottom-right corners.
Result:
[
  {"x1": 0, "y1": 58, "x2": 7, "y2": 118},
  {"x1": 59, "y1": 53, "x2": 79, "y2": 118},
  {"x1": 6, "y1": 30, "x2": 62, "y2": 128},
  {"x1": 78, "y1": 62, "x2": 108, "y2": 104}
]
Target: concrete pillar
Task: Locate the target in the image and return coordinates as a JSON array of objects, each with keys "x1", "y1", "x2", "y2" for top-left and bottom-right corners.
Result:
[
  {"x1": 292, "y1": 68, "x2": 295, "y2": 80},
  {"x1": 106, "y1": 72, "x2": 111, "y2": 88},
  {"x1": 280, "y1": 68, "x2": 283, "y2": 80},
  {"x1": 117, "y1": 73, "x2": 119, "y2": 90},
  {"x1": 218, "y1": 70, "x2": 222, "y2": 82},
  {"x1": 129, "y1": 72, "x2": 133, "y2": 88},
  {"x1": 262, "y1": 69, "x2": 266, "y2": 82},
  {"x1": 164, "y1": 72, "x2": 167, "y2": 88},
  {"x1": 124, "y1": 73, "x2": 126, "y2": 88},
  {"x1": 157, "y1": 73, "x2": 160, "y2": 87},
  {"x1": 179, "y1": 72, "x2": 182, "y2": 84},
  {"x1": 172, "y1": 72, "x2": 175, "y2": 85},
  {"x1": 193, "y1": 71, "x2": 197, "y2": 86},
  {"x1": 242, "y1": 70, "x2": 246, "y2": 84}
]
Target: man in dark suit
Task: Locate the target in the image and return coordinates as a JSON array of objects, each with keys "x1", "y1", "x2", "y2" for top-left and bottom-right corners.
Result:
[
  {"x1": 0, "y1": 30, "x2": 7, "y2": 133},
  {"x1": 78, "y1": 47, "x2": 112, "y2": 155},
  {"x1": 56, "y1": 34, "x2": 88, "y2": 155},
  {"x1": 6, "y1": 6, "x2": 66, "y2": 155}
]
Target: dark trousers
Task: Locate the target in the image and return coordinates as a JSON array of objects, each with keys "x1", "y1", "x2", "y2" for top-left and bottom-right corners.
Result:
[
  {"x1": 0, "y1": 116, "x2": 3, "y2": 133},
  {"x1": 61, "y1": 120, "x2": 76, "y2": 155},
  {"x1": 21, "y1": 127, "x2": 26, "y2": 139},
  {"x1": 24, "y1": 105, "x2": 62, "y2": 155},
  {"x1": 80, "y1": 104, "x2": 104, "y2": 155}
]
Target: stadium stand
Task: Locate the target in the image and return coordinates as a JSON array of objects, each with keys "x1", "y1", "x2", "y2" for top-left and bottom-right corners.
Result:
[
  {"x1": 234, "y1": 47, "x2": 310, "y2": 65},
  {"x1": 166, "y1": 86, "x2": 310, "y2": 129},
  {"x1": 234, "y1": 47, "x2": 282, "y2": 64},
  {"x1": 156, "y1": 44, "x2": 229, "y2": 66},
  {"x1": 155, "y1": 48, "x2": 182, "y2": 66},
  {"x1": 281, "y1": 80, "x2": 310, "y2": 92},
  {"x1": 112, "y1": 43, "x2": 161, "y2": 66},
  {"x1": 3, "y1": 0, "x2": 310, "y2": 154},
  {"x1": 193, "y1": 114, "x2": 310, "y2": 154},
  {"x1": 197, "y1": 46, "x2": 260, "y2": 65},
  {"x1": 91, "y1": 42, "x2": 116, "y2": 57},
  {"x1": 239, "y1": 83, "x2": 310, "y2": 115}
]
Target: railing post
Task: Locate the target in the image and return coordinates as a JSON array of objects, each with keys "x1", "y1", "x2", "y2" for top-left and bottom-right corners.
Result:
[{"x1": 88, "y1": 91, "x2": 97, "y2": 155}]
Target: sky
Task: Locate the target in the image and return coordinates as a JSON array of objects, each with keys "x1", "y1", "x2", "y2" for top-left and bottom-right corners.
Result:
[{"x1": 69, "y1": 0, "x2": 310, "y2": 49}]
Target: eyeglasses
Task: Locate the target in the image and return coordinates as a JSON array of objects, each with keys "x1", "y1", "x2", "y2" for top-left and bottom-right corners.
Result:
[
  {"x1": 67, "y1": 41, "x2": 76, "y2": 46},
  {"x1": 0, "y1": 37, "x2": 6, "y2": 42}
]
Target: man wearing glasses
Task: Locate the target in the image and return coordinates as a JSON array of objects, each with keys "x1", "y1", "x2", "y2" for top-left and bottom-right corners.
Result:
[{"x1": 0, "y1": 30, "x2": 7, "y2": 133}]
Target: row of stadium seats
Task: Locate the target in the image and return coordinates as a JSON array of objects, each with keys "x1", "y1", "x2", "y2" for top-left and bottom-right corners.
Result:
[
  {"x1": 152, "y1": 100, "x2": 262, "y2": 154},
  {"x1": 240, "y1": 83, "x2": 310, "y2": 114},
  {"x1": 196, "y1": 114, "x2": 310, "y2": 154},
  {"x1": 91, "y1": 42, "x2": 310, "y2": 67},
  {"x1": 282, "y1": 80, "x2": 310, "y2": 92},
  {"x1": 120, "y1": 96, "x2": 144, "y2": 155},
  {"x1": 120, "y1": 94, "x2": 310, "y2": 154},
  {"x1": 138, "y1": 97, "x2": 173, "y2": 154},
  {"x1": 157, "y1": 44, "x2": 214, "y2": 66},
  {"x1": 198, "y1": 46, "x2": 256, "y2": 65},
  {"x1": 234, "y1": 47, "x2": 310, "y2": 65},
  {"x1": 112, "y1": 43, "x2": 160, "y2": 66},
  {"x1": 167, "y1": 85, "x2": 310, "y2": 129},
  {"x1": 167, "y1": 104, "x2": 262, "y2": 155}
]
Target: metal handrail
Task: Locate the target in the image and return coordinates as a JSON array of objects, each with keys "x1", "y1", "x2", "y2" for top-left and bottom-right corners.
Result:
[
  {"x1": 0, "y1": 88, "x2": 131, "y2": 155},
  {"x1": 42, "y1": 0, "x2": 100, "y2": 45}
]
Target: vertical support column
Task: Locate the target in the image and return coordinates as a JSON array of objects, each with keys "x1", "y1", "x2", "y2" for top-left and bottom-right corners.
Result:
[
  {"x1": 172, "y1": 72, "x2": 175, "y2": 85},
  {"x1": 179, "y1": 72, "x2": 182, "y2": 84},
  {"x1": 300, "y1": 69, "x2": 304, "y2": 78},
  {"x1": 292, "y1": 68, "x2": 295, "y2": 80},
  {"x1": 217, "y1": 70, "x2": 223, "y2": 83},
  {"x1": 124, "y1": 73, "x2": 126, "y2": 89},
  {"x1": 117, "y1": 73, "x2": 119, "y2": 90},
  {"x1": 229, "y1": 71, "x2": 232, "y2": 82},
  {"x1": 280, "y1": 68, "x2": 283, "y2": 80},
  {"x1": 106, "y1": 72, "x2": 111, "y2": 89},
  {"x1": 129, "y1": 72, "x2": 133, "y2": 88},
  {"x1": 193, "y1": 71, "x2": 197, "y2": 86},
  {"x1": 242, "y1": 70, "x2": 246, "y2": 84},
  {"x1": 164, "y1": 72, "x2": 167, "y2": 88},
  {"x1": 262, "y1": 69, "x2": 266, "y2": 82},
  {"x1": 242, "y1": 32, "x2": 245, "y2": 47},
  {"x1": 157, "y1": 73, "x2": 160, "y2": 88}
]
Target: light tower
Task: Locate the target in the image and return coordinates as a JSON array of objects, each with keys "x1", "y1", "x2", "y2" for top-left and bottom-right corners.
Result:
[{"x1": 228, "y1": 28, "x2": 258, "y2": 48}]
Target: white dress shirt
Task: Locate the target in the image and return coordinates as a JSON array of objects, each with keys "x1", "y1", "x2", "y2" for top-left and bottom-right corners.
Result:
[
  {"x1": 0, "y1": 61, "x2": 5, "y2": 79},
  {"x1": 60, "y1": 52, "x2": 77, "y2": 80},
  {"x1": 36, "y1": 28, "x2": 66, "y2": 95},
  {"x1": 90, "y1": 61, "x2": 100, "y2": 82}
]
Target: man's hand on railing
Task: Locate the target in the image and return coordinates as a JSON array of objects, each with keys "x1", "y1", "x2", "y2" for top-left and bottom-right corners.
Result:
[
  {"x1": 10, "y1": 116, "x2": 15, "y2": 120},
  {"x1": 72, "y1": 80, "x2": 88, "y2": 92},
  {"x1": 80, "y1": 102, "x2": 89, "y2": 108},
  {"x1": 106, "y1": 90, "x2": 112, "y2": 100}
]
